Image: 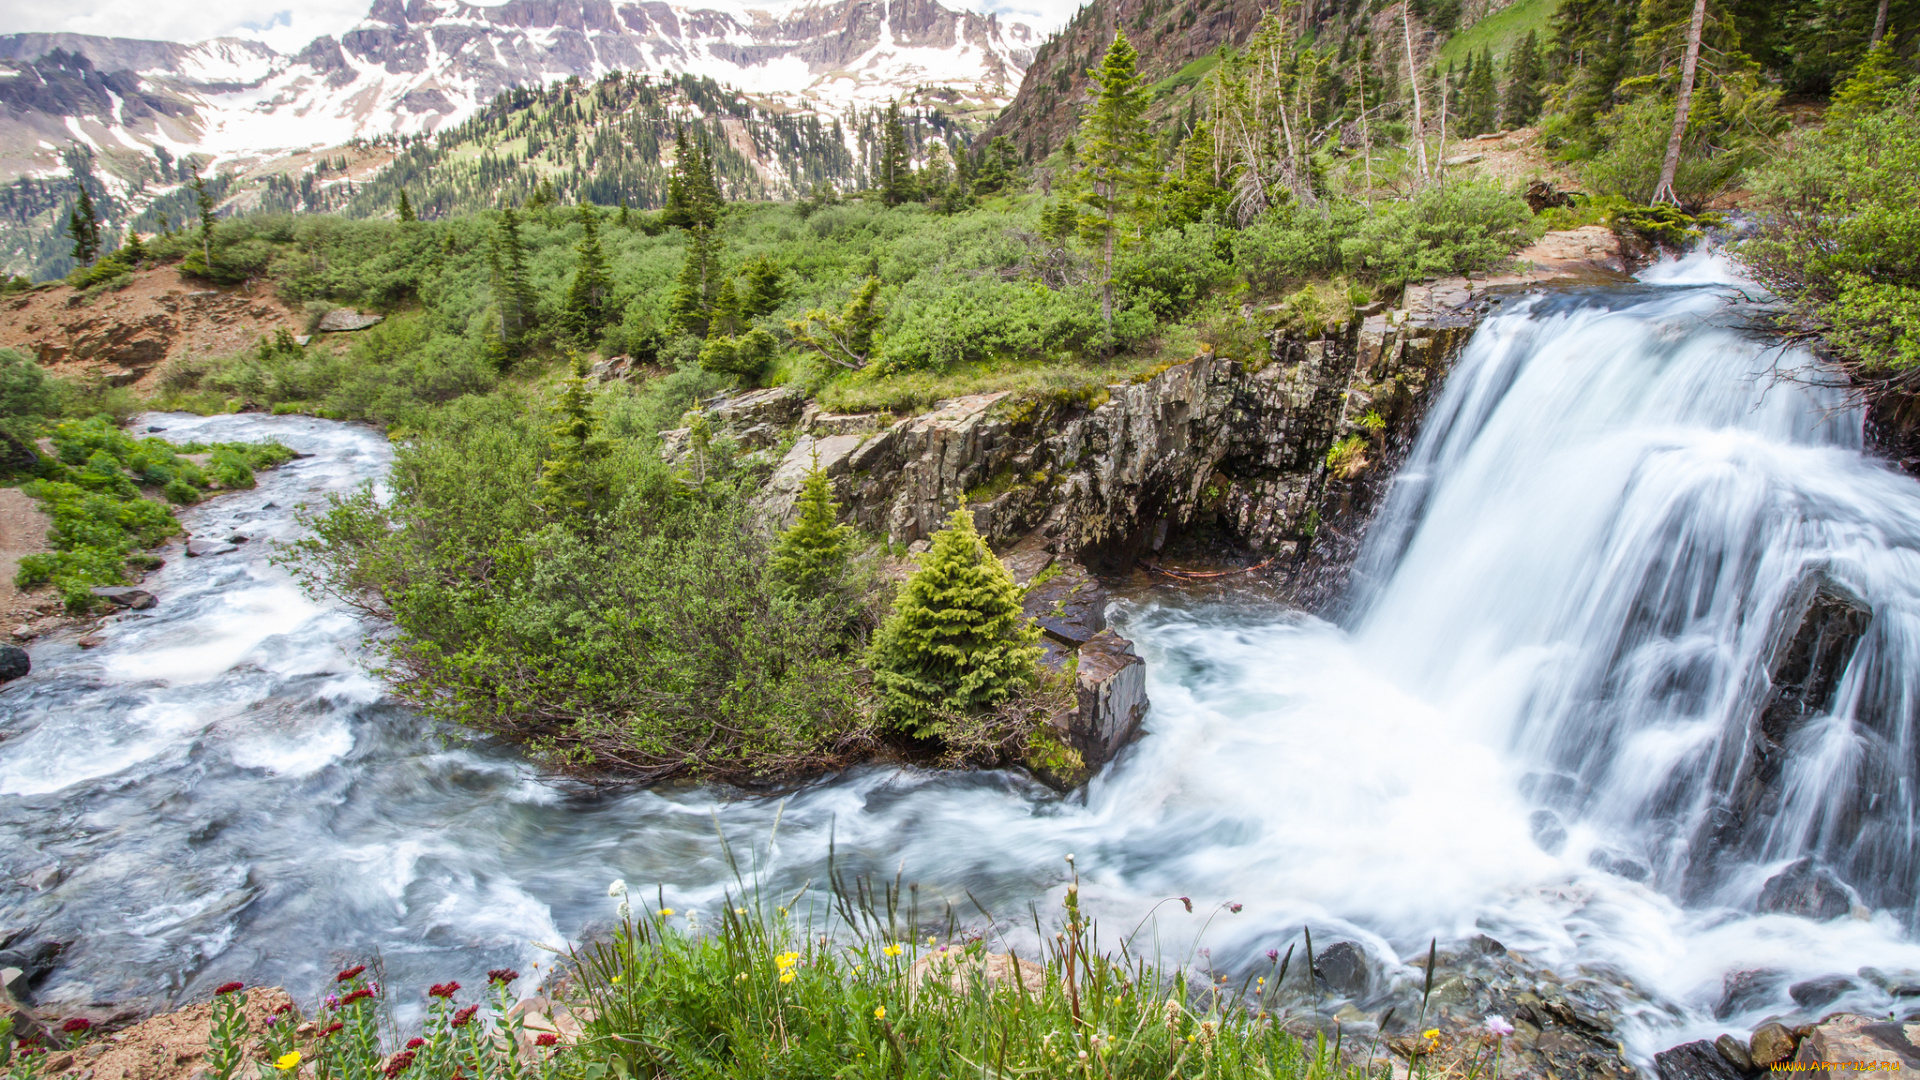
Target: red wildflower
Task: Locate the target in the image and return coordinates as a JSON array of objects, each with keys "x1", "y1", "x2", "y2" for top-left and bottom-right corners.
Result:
[
  {"x1": 336, "y1": 965, "x2": 367, "y2": 983},
  {"x1": 215, "y1": 982, "x2": 245, "y2": 996},
  {"x1": 450, "y1": 1006, "x2": 479, "y2": 1028},
  {"x1": 319, "y1": 1023, "x2": 345, "y2": 1039},
  {"x1": 61, "y1": 1018, "x2": 92, "y2": 1034},
  {"x1": 383, "y1": 1050, "x2": 416, "y2": 1077},
  {"x1": 486, "y1": 969, "x2": 519, "y2": 986},
  {"x1": 273, "y1": 1002, "x2": 295, "y2": 1015},
  {"x1": 405, "y1": 1038, "x2": 425, "y2": 1050},
  {"x1": 337, "y1": 988, "x2": 374, "y2": 1008},
  {"x1": 534, "y1": 1034, "x2": 558, "y2": 1048},
  {"x1": 428, "y1": 981, "x2": 460, "y2": 999}
]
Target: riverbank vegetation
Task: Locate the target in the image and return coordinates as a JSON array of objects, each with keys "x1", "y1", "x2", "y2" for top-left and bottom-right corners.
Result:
[{"x1": 3, "y1": 873, "x2": 1429, "y2": 1080}]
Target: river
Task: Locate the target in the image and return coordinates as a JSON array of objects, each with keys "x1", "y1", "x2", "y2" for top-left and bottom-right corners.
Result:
[{"x1": 3, "y1": 252, "x2": 1917, "y2": 1058}]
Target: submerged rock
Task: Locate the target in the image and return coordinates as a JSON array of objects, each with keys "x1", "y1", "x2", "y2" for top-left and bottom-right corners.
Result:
[
  {"x1": 1758, "y1": 858, "x2": 1852, "y2": 921},
  {"x1": 1789, "y1": 974, "x2": 1858, "y2": 1011},
  {"x1": 1716, "y1": 968, "x2": 1786, "y2": 1020},
  {"x1": 89, "y1": 586, "x2": 156, "y2": 610},
  {"x1": 1312, "y1": 940, "x2": 1371, "y2": 997}
]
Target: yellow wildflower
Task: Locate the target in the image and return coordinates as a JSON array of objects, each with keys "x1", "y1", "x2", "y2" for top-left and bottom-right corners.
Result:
[
  {"x1": 775, "y1": 951, "x2": 801, "y2": 970},
  {"x1": 275, "y1": 1052, "x2": 302, "y2": 1071},
  {"x1": 779, "y1": 971, "x2": 795, "y2": 984},
  {"x1": 873, "y1": 1006, "x2": 886, "y2": 1021},
  {"x1": 659, "y1": 908, "x2": 675, "y2": 917},
  {"x1": 882, "y1": 943, "x2": 902, "y2": 957}
]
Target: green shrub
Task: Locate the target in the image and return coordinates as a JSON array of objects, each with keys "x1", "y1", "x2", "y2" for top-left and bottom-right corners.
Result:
[
  {"x1": 1339, "y1": 180, "x2": 1541, "y2": 288},
  {"x1": 866, "y1": 507, "x2": 1041, "y2": 736}
]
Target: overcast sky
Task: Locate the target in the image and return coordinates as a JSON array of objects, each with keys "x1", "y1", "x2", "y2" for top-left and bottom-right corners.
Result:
[{"x1": 0, "y1": 0, "x2": 1075, "y2": 54}]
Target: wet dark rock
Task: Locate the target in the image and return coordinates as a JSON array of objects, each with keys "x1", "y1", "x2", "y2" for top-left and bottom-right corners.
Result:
[
  {"x1": 145, "y1": 425, "x2": 166, "y2": 433},
  {"x1": 1715, "y1": 1033, "x2": 1755, "y2": 1072},
  {"x1": 186, "y1": 538, "x2": 238, "y2": 558},
  {"x1": 1789, "y1": 975, "x2": 1858, "y2": 1011},
  {"x1": 1758, "y1": 859, "x2": 1852, "y2": 921},
  {"x1": 1655, "y1": 1040, "x2": 1749, "y2": 1080},
  {"x1": 1530, "y1": 810, "x2": 1568, "y2": 855},
  {"x1": 0, "y1": 644, "x2": 28, "y2": 683},
  {"x1": 1022, "y1": 560, "x2": 1107, "y2": 646},
  {"x1": 1312, "y1": 941, "x2": 1371, "y2": 997},
  {"x1": 1715, "y1": 969, "x2": 1786, "y2": 1020},
  {"x1": 1589, "y1": 849, "x2": 1651, "y2": 882},
  {"x1": 1464, "y1": 934, "x2": 1508, "y2": 957},
  {"x1": 1860, "y1": 967, "x2": 1920, "y2": 997},
  {"x1": 89, "y1": 587, "x2": 155, "y2": 610},
  {"x1": 0, "y1": 937, "x2": 68, "y2": 998}
]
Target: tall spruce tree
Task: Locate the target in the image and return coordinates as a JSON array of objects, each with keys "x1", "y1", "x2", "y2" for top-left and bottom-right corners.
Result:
[
  {"x1": 668, "y1": 226, "x2": 720, "y2": 337},
  {"x1": 880, "y1": 101, "x2": 918, "y2": 206},
  {"x1": 67, "y1": 184, "x2": 101, "y2": 267},
  {"x1": 865, "y1": 507, "x2": 1041, "y2": 736},
  {"x1": 561, "y1": 204, "x2": 615, "y2": 342},
  {"x1": 741, "y1": 255, "x2": 786, "y2": 317},
  {"x1": 1075, "y1": 30, "x2": 1154, "y2": 330},
  {"x1": 491, "y1": 207, "x2": 538, "y2": 353},
  {"x1": 1503, "y1": 31, "x2": 1546, "y2": 125},
  {"x1": 663, "y1": 128, "x2": 722, "y2": 230},
  {"x1": 534, "y1": 354, "x2": 605, "y2": 520},
  {"x1": 191, "y1": 171, "x2": 217, "y2": 271},
  {"x1": 770, "y1": 458, "x2": 854, "y2": 600},
  {"x1": 396, "y1": 189, "x2": 417, "y2": 222},
  {"x1": 1461, "y1": 49, "x2": 1499, "y2": 135}
]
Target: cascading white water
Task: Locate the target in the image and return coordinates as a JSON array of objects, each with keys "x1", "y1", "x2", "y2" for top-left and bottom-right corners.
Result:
[{"x1": 3, "y1": 255, "x2": 1918, "y2": 1058}]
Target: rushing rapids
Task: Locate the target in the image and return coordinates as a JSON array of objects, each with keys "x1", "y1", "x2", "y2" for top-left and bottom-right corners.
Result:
[{"x1": 2, "y1": 254, "x2": 1918, "y2": 1056}]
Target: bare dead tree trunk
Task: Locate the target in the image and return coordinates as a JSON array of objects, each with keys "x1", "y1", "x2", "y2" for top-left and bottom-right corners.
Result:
[
  {"x1": 1871, "y1": 0, "x2": 1891, "y2": 46},
  {"x1": 1653, "y1": 0, "x2": 1709, "y2": 207},
  {"x1": 1403, "y1": 3, "x2": 1430, "y2": 182},
  {"x1": 1358, "y1": 52, "x2": 1374, "y2": 207}
]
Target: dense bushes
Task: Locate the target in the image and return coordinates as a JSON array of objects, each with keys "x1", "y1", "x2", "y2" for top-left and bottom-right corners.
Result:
[
  {"x1": 1740, "y1": 82, "x2": 1920, "y2": 376},
  {"x1": 287, "y1": 392, "x2": 869, "y2": 781}
]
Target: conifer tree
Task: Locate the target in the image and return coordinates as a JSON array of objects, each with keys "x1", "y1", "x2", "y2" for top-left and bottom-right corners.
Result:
[
  {"x1": 534, "y1": 354, "x2": 604, "y2": 520},
  {"x1": 67, "y1": 184, "x2": 100, "y2": 266},
  {"x1": 1076, "y1": 30, "x2": 1154, "y2": 330},
  {"x1": 191, "y1": 170, "x2": 217, "y2": 271},
  {"x1": 1831, "y1": 39, "x2": 1913, "y2": 119},
  {"x1": 788, "y1": 276, "x2": 882, "y2": 370},
  {"x1": 491, "y1": 207, "x2": 538, "y2": 352},
  {"x1": 1502, "y1": 31, "x2": 1545, "y2": 125},
  {"x1": 741, "y1": 255, "x2": 786, "y2": 317},
  {"x1": 562, "y1": 204, "x2": 614, "y2": 342},
  {"x1": 865, "y1": 507, "x2": 1042, "y2": 735},
  {"x1": 770, "y1": 456, "x2": 854, "y2": 600},
  {"x1": 880, "y1": 101, "x2": 918, "y2": 206},
  {"x1": 708, "y1": 275, "x2": 744, "y2": 339},
  {"x1": 1461, "y1": 49, "x2": 1498, "y2": 135},
  {"x1": 397, "y1": 189, "x2": 417, "y2": 221},
  {"x1": 663, "y1": 128, "x2": 722, "y2": 230},
  {"x1": 668, "y1": 226, "x2": 720, "y2": 337},
  {"x1": 123, "y1": 228, "x2": 146, "y2": 265}
]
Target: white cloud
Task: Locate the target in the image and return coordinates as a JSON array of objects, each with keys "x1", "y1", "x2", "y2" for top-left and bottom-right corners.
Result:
[{"x1": 0, "y1": 0, "x2": 1076, "y2": 54}]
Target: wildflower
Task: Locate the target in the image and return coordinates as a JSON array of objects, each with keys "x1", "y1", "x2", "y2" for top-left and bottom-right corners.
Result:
[
  {"x1": 1266, "y1": 949, "x2": 1279, "y2": 962},
  {"x1": 926, "y1": 936, "x2": 936, "y2": 947},
  {"x1": 273, "y1": 1002, "x2": 295, "y2": 1015},
  {"x1": 319, "y1": 1023, "x2": 345, "y2": 1039},
  {"x1": 336, "y1": 966, "x2": 367, "y2": 983},
  {"x1": 610, "y1": 975, "x2": 622, "y2": 985},
  {"x1": 873, "y1": 1006, "x2": 886, "y2": 1021},
  {"x1": 775, "y1": 951, "x2": 801, "y2": 970},
  {"x1": 383, "y1": 1050, "x2": 415, "y2": 1078},
  {"x1": 534, "y1": 1034, "x2": 559, "y2": 1048},
  {"x1": 215, "y1": 982, "x2": 245, "y2": 996},
  {"x1": 338, "y1": 988, "x2": 374, "y2": 1008},
  {"x1": 882, "y1": 944, "x2": 902, "y2": 958},
  {"x1": 1257, "y1": 977, "x2": 1265, "y2": 987},
  {"x1": 616, "y1": 901, "x2": 631, "y2": 921},
  {"x1": 734, "y1": 973, "x2": 748, "y2": 983},
  {"x1": 1179, "y1": 897, "x2": 1192, "y2": 913},
  {"x1": 659, "y1": 908, "x2": 674, "y2": 917},
  {"x1": 1228, "y1": 902, "x2": 1243, "y2": 914},
  {"x1": 1486, "y1": 1015, "x2": 1515, "y2": 1038},
  {"x1": 61, "y1": 1018, "x2": 91, "y2": 1034},
  {"x1": 607, "y1": 880, "x2": 628, "y2": 898},
  {"x1": 405, "y1": 1038, "x2": 425, "y2": 1050},
  {"x1": 275, "y1": 1052, "x2": 302, "y2": 1071},
  {"x1": 734, "y1": 907, "x2": 746, "y2": 915},
  {"x1": 266, "y1": 1015, "x2": 280, "y2": 1028},
  {"x1": 1065, "y1": 853, "x2": 1075, "y2": 864},
  {"x1": 779, "y1": 971, "x2": 795, "y2": 984},
  {"x1": 1163, "y1": 1000, "x2": 1184, "y2": 1032},
  {"x1": 1424, "y1": 1028, "x2": 1442, "y2": 1052},
  {"x1": 325, "y1": 995, "x2": 339, "y2": 1008},
  {"x1": 428, "y1": 982, "x2": 460, "y2": 999},
  {"x1": 451, "y1": 1006, "x2": 479, "y2": 1027},
  {"x1": 777, "y1": 907, "x2": 788, "y2": 917},
  {"x1": 487, "y1": 969, "x2": 519, "y2": 986}
]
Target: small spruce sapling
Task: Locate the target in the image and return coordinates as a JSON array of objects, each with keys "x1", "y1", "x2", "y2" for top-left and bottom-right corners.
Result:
[
  {"x1": 866, "y1": 506, "x2": 1042, "y2": 735},
  {"x1": 770, "y1": 455, "x2": 853, "y2": 600}
]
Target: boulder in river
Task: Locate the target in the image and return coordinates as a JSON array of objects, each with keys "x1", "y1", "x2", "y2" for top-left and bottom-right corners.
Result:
[
  {"x1": 1748, "y1": 1021, "x2": 1797, "y2": 1066},
  {"x1": 89, "y1": 586, "x2": 156, "y2": 610},
  {"x1": 1312, "y1": 940, "x2": 1371, "y2": 997},
  {"x1": 1715, "y1": 968, "x2": 1786, "y2": 1019},
  {"x1": 186, "y1": 537, "x2": 239, "y2": 558},
  {"x1": 0, "y1": 644, "x2": 27, "y2": 683},
  {"x1": 1758, "y1": 858, "x2": 1852, "y2": 921},
  {"x1": 1654, "y1": 1039, "x2": 1749, "y2": 1080},
  {"x1": 1789, "y1": 974, "x2": 1859, "y2": 1011},
  {"x1": 1714, "y1": 1033, "x2": 1755, "y2": 1072},
  {"x1": 1530, "y1": 809, "x2": 1569, "y2": 855},
  {"x1": 1794, "y1": 1015, "x2": 1920, "y2": 1072}
]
